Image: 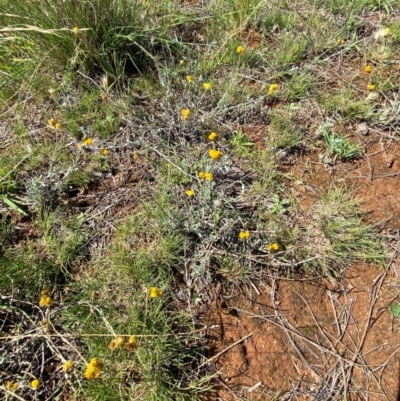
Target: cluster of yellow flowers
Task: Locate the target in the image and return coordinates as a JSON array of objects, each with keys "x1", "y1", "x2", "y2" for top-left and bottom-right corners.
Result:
[
  {"x1": 268, "y1": 83, "x2": 279, "y2": 96},
  {"x1": 39, "y1": 289, "x2": 53, "y2": 308},
  {"x1": 6, "y1": 379, "x2": 40, "y2": 391},
  {"x1": 84, "y1": 358, "x2": 104, "y2": 379},
  {"x1": 268, "y1": 243, "x2": 279, "y2": 251},
  {"x1": 108, "y1": 335, "x2": 137, "y2": 350},
  {"x1": 239, "y1": 230, "x2": 250, "y2": 239},
  {"x1": 149, "y1": 287, "x2": 163, "y2": 298},
  {"x1": 47, "y1": 118, "x2": 62, "y2": 129},
  {"x1": 198, "y1": 171, "x2": 213, "y2": 181}
]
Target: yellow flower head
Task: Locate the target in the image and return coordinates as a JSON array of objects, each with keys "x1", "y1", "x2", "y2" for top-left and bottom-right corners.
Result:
[
  {"x1": 83, "y1": 137, "x2": 92, "y2": 146},
  {"x1": 63, "y1": 360, "x2": 74, "y2": 372},
  {"x1": 337, "y1": 38, "x2": 345, "y2": 45},
  {"x1": 54, "y1": 122, "x2": 62, "y2": 129},
  {"x1": 208, "y1": 132, "x2": 217, "y2": 141},
  {"x1": 186, "y1": 75, "x2": 193, "y2": 83},
  {"x1": 209, "y1": 149, "x2": 223, "y2": 159},
  {"x1": 180, "y1": 59, "x2": 185, "y2": 65},
  {"x1": 384, "y1": 27, "x2": 391, "y2": 36},
  {"x1": 198, "y1": 171, "x2": 205, "y2": 179},
  {"x1": 133, "y1": 150, "x2": 139, "y2": 160},
  {"x1": 39, "y1": 295, "x2": 53, "y2": 308},
  {"x1": 125, "y1": 335, "x2": 138, "y2": 350},
  {"x1": 6, "y1": 381, "x2": 18, "y2": 391},
  {"x1": 236, "y1": 45, "x2": 245, "y2": 54},
  {"x1": 181, "y1": 108, "x2": 191, "y2": 121},
  {"x1": 268, "y1": 243, "x2": 279, "y2": 251},
  {"x1": 101, "y1": 148, "x2": 109, "y2": 156},
  {"x1": 108, "y1": 336, "x2": 124, "y2": 350},
  {"x1": 367, "y1": 84, "x2": 376, "y2": 91},
  {"x1": 72, "y1": 26, "x2": 79, "y2": 36},
  {"x1": 149, "y1": 287, "x2": 163, "y2": 298},
  {"x1": 203, "y1": 82, "x2": 212, "y2": 90},
  {"x1": 185, "y1": 189, "x2": 195, "y2": 197},
  {"x1": 100, "y1": 92, "x2": 107, "y2": 100},
  {"x1": 31, "y1": 379, "x2": 40, "y2": 390},
  {"x1": 268, "y1": 83, "x2": 279, "y2": 95},
  {"x1": 239, "y1": 230, "x2": 250, "y2": 239},
  {"x1": 84, "y1": 358, "x2": 104, "y2": 379},
  {"x1": 204, "y1": 172, "x2": 213, "y2": 181},
  {"x1": 48, "y1": 118, "x2": 56, "y2": 126},
  {"x1": 364, "y1": 65, "x2": 373, "y2": 74}
]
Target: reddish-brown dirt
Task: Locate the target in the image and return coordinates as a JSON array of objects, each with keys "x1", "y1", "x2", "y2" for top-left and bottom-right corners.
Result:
[{"x1": 201, "y1": 128, "x2": 400, "y2": 400}]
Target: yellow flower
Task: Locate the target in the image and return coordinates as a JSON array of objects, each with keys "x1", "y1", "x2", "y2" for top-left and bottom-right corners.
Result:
[
  {"x1": 133, "y1": 150, "x2": 139, "y2": 160},
  {"x1": 39, "y1": 295, "x2": 53, "y2": 308},
  {"x1": 108, "y1": 336, "x2": 124, "y2": 350},
  {"x1": 337, "y1": 38, "x2": 345, "y2": 45},
  {"x1": 99, "y1": 92, "x2": 107, "y2": 100},
  {"x1": 63, "y1": 360, "x2": 74, "y2": 372},
  {"x1": 54, "y1": 122, "x2": 62, "y2": 129},
  {"x1": 203, "y1": 82, "x2": 212, "y2": 90},
  {"x1": 72, "y1": 26, "x2": 79, "y2": 36},
  {"x1": 384, "y1": 27, "x2": 391, "y2": 36},
  {"x1": 149, "y1": 287, "x2": 163, "y2": 298},
  {"x1": 48, "y1": 118, "x2": 56, "y2": 126},
  {"x1": 181, "y1": 108, "x2": 191, "y2": 121},
  {"x1": 367, "y1": 84, "x2": 376, "y2": 91},
  {"x1": 236, "y1": 45, "x2": 245, "y2": 54},
  {"x1": 180, "y1": 59, "x2": 185, "y2": 65},
  {"x1": 31, "y1": 379, "x2": 40, "y2": 390},
  {"x1": 208, "y1": 132, "x2": 217, "y2": 141},
  {"x1": 364, "y1": 65, "x2": 373, "y2": 73},
  {"x1": 125, "y1": 336, "x2": 138, "y2": 350},
  {"x1": 185, "y1": 189, "x2": 195, "y2": 197},
  {"x1": 239, "y1": 230, "x2": 250, "y2": 239},
  {"x1": 204, "y1": 172, "x2": 213, "y2": 181},
  {"x1": 268, "y1": 243, "x2": 279, "y2": 251},
  {"x1": 83, "y1": 137, "x2": 92, "y2": 145},
  {"x1": 209, "y1": 149, "x2": 222, "y2": 159},
  {"x1": 198, "y1": 171, "x2": 205, "y2": 179},
  {"x1": 101, "y1": 148, "x2": 109, "y2": 156},
  {"x1": 186, "y1": 75, "x2": 193, "y2": 83},
  {"x1": 6, "y1": 381, "x2": 18, "y2": 391},
  {"x1": 84, "y1": 358, "x2": 103, "y2": 379},
  {"x1": 268, "y1": 83, "x2": 279, "y2": 95}
]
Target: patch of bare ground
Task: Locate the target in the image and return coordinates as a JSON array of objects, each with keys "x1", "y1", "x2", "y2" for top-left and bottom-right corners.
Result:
[{"x1": 201, "y1": 128, "x2": 400, "y2": 400}]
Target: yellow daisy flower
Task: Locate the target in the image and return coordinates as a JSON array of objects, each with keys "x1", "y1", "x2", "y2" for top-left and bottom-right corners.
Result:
[
  {"x1": 203, "y1": 82, "x2": 212, "y2": 90},
  {"x1": 236, "y1": 45, "x2": 245, "y2": 54},
  {"x1": 204, "y1": 172, "x2": 213, "y2": 181},
  {"x1": 185, "y1": 189, "x2": 195, "y2": 197},
  {"x1": 63, "y1": 360, "x2": 74, "y2": 372},
  {"x1": 209, "y1": 149, "x2": 223, "y2": 159},
  {"x1": 181, "y1": 109, "x2": 191, "y2": 121},
  {"x1": 108, "y1": 336, "x2": 124, "y2": 350},
  {"x1": 268, "y1": 83, "x2": 279, "y2": 95},
  {"x1": 364, "y1": 65, "x2": 373, "y2": 73},
  {"x1": 72, "y1": 26, "x2": 79, "y2": 36},
  {"x1": 101, "y1": 148, "x2": 109, "y2": 156},
  {"x1": 367, "y1": 84, "x2": 376, "y2": 91},
  {"x1": 31, "y1": 379, "x2": 40, "y2": 390},
  {"x1": 186, "y1": 75, "x2": 193, "y2": 83},
  {"x1": 84, "y1": 358, "x2": 103, "y2": 379},
  {"x1": 83, "y1": 137, "x2": 92, "y2": 145},
  {"x1": 208, "y1": 132, "x2": 217, "y2": 141},
  {"x1": 6, "y1": 381, "x2": 18, "y2": 391},
  {"x1": 125, "y1": 336, "x2": 138, "y2": 350}
]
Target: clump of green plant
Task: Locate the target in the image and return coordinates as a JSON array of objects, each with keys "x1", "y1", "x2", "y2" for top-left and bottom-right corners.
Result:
[{"x1": 321, "y1": 127, "x2": 360, "y2": 161}]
